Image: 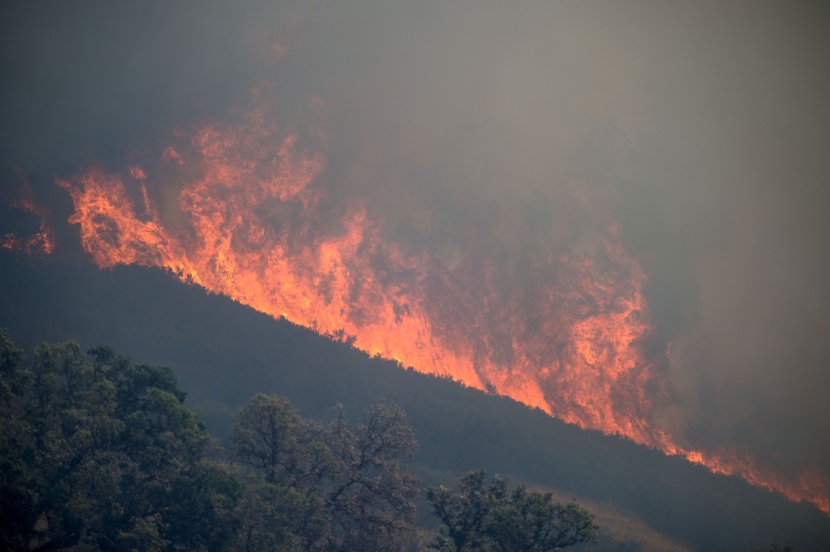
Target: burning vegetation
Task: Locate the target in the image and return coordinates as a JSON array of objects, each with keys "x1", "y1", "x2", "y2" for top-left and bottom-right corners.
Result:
[
  {"x1": 55, "y1": 89, "x2": 830, "y2": 515},
  {"x1": 1, "y1": 169, "x2": 55, "y2": 257}
]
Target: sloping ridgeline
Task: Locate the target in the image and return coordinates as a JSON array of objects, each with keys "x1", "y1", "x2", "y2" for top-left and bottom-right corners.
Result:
[{"x1": 2, "y1": 251, "x2": 829, "y2": 551}]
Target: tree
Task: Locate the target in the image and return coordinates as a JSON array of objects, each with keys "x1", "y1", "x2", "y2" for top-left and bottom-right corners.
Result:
[
  {"x1": 426, "y1": 469, "x2": 508, "y2": 552},
  {"x1": 231, "y1": 394, "x2": 323, "y2": 551},
  {"x1": 486, "y1": 485, "x2": 598, "y2": 551},
  {"x1": 231, "y1": 394, "x2": 419, "y2": 552},
  {"x1": 427, "y1": 469, "x2": 597, "y2": 551},
  {"x1": 1, "y1": 331, "x2": 423, "y2": 552},
  {"x1": 751, "y1": 542, "x2": 796, "y2": 552},
  {"x1": 321, "y1": 401, "x2": 419, "y2": 551},
  {"x1": 0, "y1": 331, "x2": 240, "y2": 551}
]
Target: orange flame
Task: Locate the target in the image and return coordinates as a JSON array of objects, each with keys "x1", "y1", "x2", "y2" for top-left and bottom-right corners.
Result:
[
  {"x1": 1, "y1": 168, "x2": 55, "y2": 256},
  {"x1": 57, "y1": 91, "x2": 830, "y2": 515}
]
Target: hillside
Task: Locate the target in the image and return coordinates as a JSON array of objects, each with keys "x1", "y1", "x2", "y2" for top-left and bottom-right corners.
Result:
[{"x1": 2, "y1": 251, "x2": 829, "y2": 551}]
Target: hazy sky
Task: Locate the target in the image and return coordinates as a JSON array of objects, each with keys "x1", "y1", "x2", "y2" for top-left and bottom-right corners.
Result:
[{"x1": 2, "y1": 0, "x2": 830, "y2": 501}]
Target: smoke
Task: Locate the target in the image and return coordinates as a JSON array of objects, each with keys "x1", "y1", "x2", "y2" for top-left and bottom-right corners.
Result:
[
  {"x1": 611, "y1": 3, "x2": 830, "y2": 481},
  {"x1": 3, "y1": 0, "x2": 830, "y2": 508}
]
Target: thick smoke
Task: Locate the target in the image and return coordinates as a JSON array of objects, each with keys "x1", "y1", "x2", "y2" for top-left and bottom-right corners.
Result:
[{"x1": 3, "y1": 0, "x2": 830, "y2": 505}]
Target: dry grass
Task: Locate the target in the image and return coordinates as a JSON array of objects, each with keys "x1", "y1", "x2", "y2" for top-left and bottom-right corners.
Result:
[{"x1": 578, "y1": 498, "x2": 690, "y2": 552}]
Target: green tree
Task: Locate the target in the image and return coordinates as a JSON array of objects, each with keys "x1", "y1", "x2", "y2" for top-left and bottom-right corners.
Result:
[
  {"x1": 229, "y1": 470, "x2": 309, "y2": 552},
  {"x1": 0, "y1": 331, "x2": 240, "y2": 551},
  {"x1": 231, "y1": 394, "x2": 419, "y2": 552},
  {"x1": 427, "y1": 469, "x2": 597, "y2": 552},
  {"x1": 426, "y1": 469, "x2": 508, "y2": 551},
  {"x1": 231, "y1": 394, "x2": 323, "y2": 551},
  {"x1": 486, "y1": 485, "x2": 598, "y2": 551}
]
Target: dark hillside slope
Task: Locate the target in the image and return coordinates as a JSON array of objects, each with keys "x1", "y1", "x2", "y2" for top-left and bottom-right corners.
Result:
[{"x1": 2, "y1": 252, "x2": 829, "y2": 551}]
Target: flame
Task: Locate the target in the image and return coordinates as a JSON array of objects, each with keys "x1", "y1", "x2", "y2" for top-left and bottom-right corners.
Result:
[
  {"x1": 1, "y1": 168, "x2": 55, "y2": 256},
  {"x1": 57, "y1": 90, "x2": 830, "y2": 515}
]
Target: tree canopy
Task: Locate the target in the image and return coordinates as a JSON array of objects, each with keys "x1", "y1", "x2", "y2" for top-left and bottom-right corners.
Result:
[
  {"x1": 0, "y1": 329, "x2": 239, "y2": 551},
  {"x1": 231, "y1": 394, "x2": 419, "y2": 551},
  {"x1": 427, "y1": 469, "x2": 598, "y2": 551},
  {"x1": 0, "y1": 331, "x2": 423, "y2": 551}
]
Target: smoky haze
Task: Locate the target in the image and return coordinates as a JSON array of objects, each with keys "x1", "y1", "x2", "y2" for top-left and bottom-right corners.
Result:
[{"x1": 2, "y1": 0, "x2": 830, "y2": 505}]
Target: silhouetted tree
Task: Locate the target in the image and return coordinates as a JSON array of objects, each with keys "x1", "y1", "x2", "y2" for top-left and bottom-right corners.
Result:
[
  {"x1": 486, "y1": 485, "x2": 598, "y2": 551},
  {"x1": 427, "y1": 469, "x2": 508, "y2": 551},
  {"x1": 0, "y1": 331, "x2": 240, "y2": 551},
  {"x1": 427, "y1": 468, "x2": 597, "y2": 551},
  {"x1": 231, "y1": 394, "x2": 419, "y2": 552}
]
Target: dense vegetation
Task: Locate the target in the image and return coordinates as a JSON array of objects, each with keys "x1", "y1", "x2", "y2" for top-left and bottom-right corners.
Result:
[
  {"x1": 427, "y1": 469, "x2": 597, "y2": 551},
  {"x1": 0, "y1": 332, "x2": 239, "y2": 551},
  {"x1": 0, "y1": 330, "x2": 597, "y2": 551}
]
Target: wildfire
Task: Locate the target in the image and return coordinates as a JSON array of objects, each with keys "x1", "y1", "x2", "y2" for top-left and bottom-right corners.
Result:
[
  {"x1": 1, "y1": 169, "x2": 55, "y2": 256},
  {"x1": 57, "y1": 90, "x2": 830, "y2": 516}
]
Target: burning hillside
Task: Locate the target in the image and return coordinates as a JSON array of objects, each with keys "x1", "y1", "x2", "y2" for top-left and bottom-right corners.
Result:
[{"x1": 57, "y1": 87, "x2": 830, "y2": 515}]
